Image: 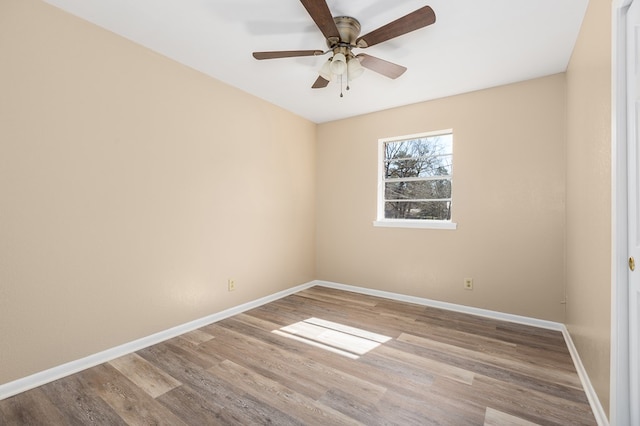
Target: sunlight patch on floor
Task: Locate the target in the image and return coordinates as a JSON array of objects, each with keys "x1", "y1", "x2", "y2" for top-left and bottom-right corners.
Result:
[{"x1": 272, "y1": 317, "x2": 392, "y2": 359}]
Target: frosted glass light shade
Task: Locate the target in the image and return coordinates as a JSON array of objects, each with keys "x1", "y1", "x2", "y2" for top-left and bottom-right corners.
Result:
[
  {"x1": 319, "y1": 60, "x2": 333, "y2": 80},
  {"x1": 330, "y1": 53, "x2": 347, "y2": 75},
  {"x1": 348, "y1": 57, "x2": 364, "y2": 80}
]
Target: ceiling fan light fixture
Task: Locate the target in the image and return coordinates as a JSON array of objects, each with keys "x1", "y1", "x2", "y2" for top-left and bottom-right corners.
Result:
[
  {"x1": 252, "y1": 2, "x2": 437, "y2": 92},
  {"x1": 347, "y1": 56, "x2": 364, "y2": 80},
  {"x1": 319, "y1": 59, "x2": 333, "y2": 81},
  {"x1": 330, "y1": 52, "x2": 347, "y2": 75}
]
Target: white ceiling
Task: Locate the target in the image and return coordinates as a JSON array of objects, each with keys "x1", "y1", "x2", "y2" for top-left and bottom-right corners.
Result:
[{"x1": 43, "y1": 0, "x2": 588, "y2": 124}]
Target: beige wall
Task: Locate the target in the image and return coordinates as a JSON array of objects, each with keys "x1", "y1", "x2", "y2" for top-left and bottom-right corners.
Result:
[
  {"x1": 0, "y1": 0, "x2": 316, "y2": 385},
  {"x1": 565, "y1": 0, "x2": 612, "y2": 414},
  {"x1": 316, "y1": 74, "x2": 567, "y2": 322},
  {"x1": 0, "y1": 0, "x2": 614, "y2": 414}
]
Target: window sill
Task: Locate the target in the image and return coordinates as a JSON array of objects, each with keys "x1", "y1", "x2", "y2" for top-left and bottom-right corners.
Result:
[{"x1": 373, "y1": 220, "x2": 457, "y2": 230}]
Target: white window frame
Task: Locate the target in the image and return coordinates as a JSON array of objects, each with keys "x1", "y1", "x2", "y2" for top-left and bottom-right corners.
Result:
[{"x1": 374, "y1": 130, "x2": 457, "y2": 230}]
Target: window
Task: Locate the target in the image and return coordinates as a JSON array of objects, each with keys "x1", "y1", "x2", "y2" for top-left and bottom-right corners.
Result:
[{"x1": 374, "y1": 130, "x2": 456, "y2": 229}]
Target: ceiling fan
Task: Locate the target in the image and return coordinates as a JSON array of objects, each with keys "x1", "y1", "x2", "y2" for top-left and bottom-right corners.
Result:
[{"x1": 252, "y1": 0, "x2": 436, "y2": 94}]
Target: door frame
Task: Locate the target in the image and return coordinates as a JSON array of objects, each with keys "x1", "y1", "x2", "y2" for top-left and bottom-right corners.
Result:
[{"x1": 612, "y1": 0, "x2": 633, "y2": 424}]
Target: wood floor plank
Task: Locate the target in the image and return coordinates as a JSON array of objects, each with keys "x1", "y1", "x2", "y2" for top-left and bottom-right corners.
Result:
[
  {"x1": 0, "y1": 286, "x2": 597, "y2": 425},
  {"x1": 379, "y1": 386, "x2": 486, "y2": 426},
  {"x1": 0, "y1": 388, "x2": 69, "y2": 425},
  {"x1": 209, "y1": 359, "x2": 363, "y2": 426},
  {"x1": 155, "y1": 383, "x2": 228, "y2": 424},
  {"x1": 388, "y1": 316, "x2": 577, "y2": 373},
  {"x1": 177, "y1": 329, "x2": 215, "y2": 346},
  {"x1": 297, "y1": 286, "x2": 379, "y2": 308},
  {"x1": 198, "y1": 323, "x2": 332, "y2": 400},
  {"x1": 166, "y1": 336, "x2": 227, "y2": 367},
  {"x1": 138, "y1": 342, "x2": 302, "y2": 425},
  {"x1": 388, "y1": 334, "x2": 589, "y2": 403},
  {"x1": 108, "y1": 352, "x2": 182, "y2": 398},
  {"x1": 202, "y1": 320, "x2": 388, "y2": 404},
  {"x1": 278, "y1": 320, "x2": 385, "y2": 355},
  {"x1": 484, "y1": 407, "x2": 540, "y2": 426},
  {"x1": 432, "y1": 374, "x2": 595, "y2": 425},
  {"x1": 211, "y1": 313, "x2": 437, "y2": 401},
  {"x1": 414, "y1": 309, "x2": 568, "y2": 355},
  {"x1": 397, "y1": 332, "x2": 582, "y2": 389},
  {"x1": 372, "y1": 344, "x2": 476, "y2": 385},
  {"x1": 77, "y1": 363, "x2": 188, "y2": 426},
  {"x1": 315, "y1": 387, "x2": 383, "y2": 425},
  {"x1": 40, "y1": 374, "x2": 128, "y2": 425},
  {"x1": 156, "y1": 382, "x2": 284, "y2": 426}
]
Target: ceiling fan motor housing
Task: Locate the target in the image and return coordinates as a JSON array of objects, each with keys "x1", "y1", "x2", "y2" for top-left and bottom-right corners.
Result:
[{"x1": 329, "y1": 16, "x2": 361, "y2": 47}]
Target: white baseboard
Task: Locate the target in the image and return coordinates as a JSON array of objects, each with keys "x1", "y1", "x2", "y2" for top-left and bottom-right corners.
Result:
[
  {"x1": 561, "y1": 327, "x2": 610, "y2": 426},
  {"x1": 314, "y1": 280, "x2": 609, "y2": 425},
  {"x1": 314, "y1": 280, "x2": 564, "y2": 330},
  {"x1": 0, "y1": 281, "x2": 316, "y2": 401},
  {"x1": 0, "y1": 279, "x2": 609, "y2": 426}
]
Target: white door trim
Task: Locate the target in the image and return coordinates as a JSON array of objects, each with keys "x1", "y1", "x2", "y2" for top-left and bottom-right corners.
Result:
[{"x1": 612, "y1": 0, "x2": 633, "y2": 424}]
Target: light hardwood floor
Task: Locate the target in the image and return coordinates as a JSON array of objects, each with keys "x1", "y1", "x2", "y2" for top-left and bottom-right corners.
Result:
[{"x1": 0, "y1": 286, "x2": 597, "y2": 425}]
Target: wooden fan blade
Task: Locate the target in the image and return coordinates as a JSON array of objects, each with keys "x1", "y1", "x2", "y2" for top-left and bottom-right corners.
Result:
[
  {"x1": 252, "y1": 50, "x2": 324, "y2": 60},
  {"x1": 299, "y1": 0, "x2": 340, "y2": 43},
  {"x1": 357, "y1": 54, "x2": 407, "y2": 79},
  {"x1": 312, "y1": 76, "x2": 330, "y2": 89},
  {"x1": 356, "y1": 6, "x2": 436, "y2": 48}
]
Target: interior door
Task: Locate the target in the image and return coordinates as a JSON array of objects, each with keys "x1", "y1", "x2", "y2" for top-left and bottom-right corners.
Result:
[{"x1": 627, "y1": 0, "x2": 640, "y2": 423}]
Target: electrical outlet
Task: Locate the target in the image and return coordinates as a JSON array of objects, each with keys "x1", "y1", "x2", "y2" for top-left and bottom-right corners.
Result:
[
  {"x1": 228, "y1": 279, "x2": 236, "y2": 292},
  {"x1": 464, "y1": 278, "x2": 473, "y2": 290}
]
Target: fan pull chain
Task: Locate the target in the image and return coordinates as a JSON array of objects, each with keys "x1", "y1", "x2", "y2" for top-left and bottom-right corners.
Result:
[
  {"x1": 346, "y1": 62, "x2": 350, "y2": 91},
  {"x1": 340, "y1": 74, "x2": 343, "y2": 98}
]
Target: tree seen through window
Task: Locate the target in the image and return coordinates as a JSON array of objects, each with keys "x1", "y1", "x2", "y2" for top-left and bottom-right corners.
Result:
[{"x1": 382, "y1": 133, "x2": 453, "y2": 220}]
